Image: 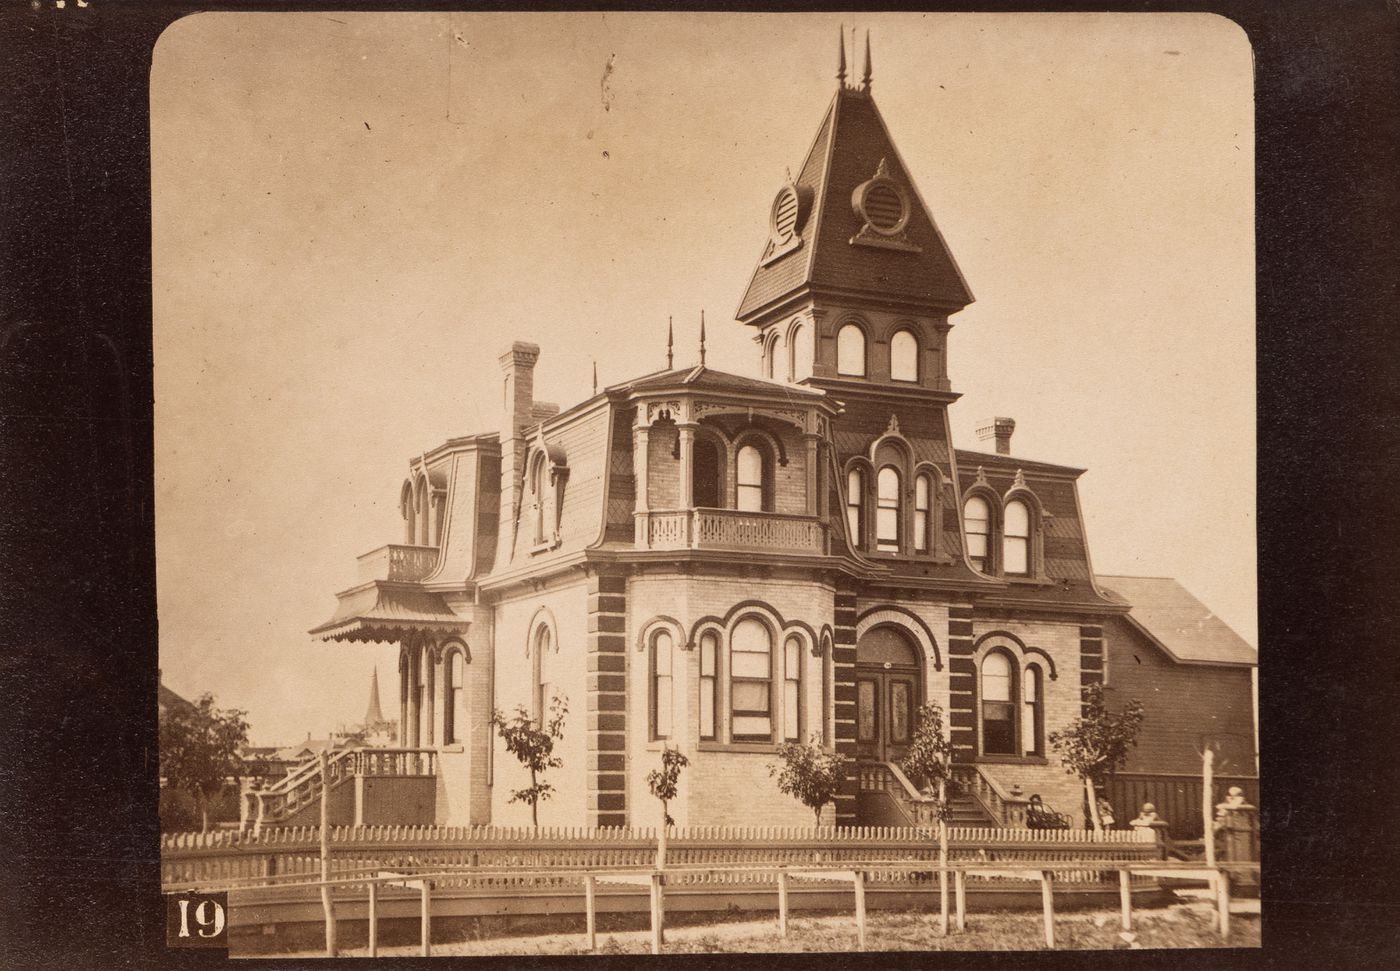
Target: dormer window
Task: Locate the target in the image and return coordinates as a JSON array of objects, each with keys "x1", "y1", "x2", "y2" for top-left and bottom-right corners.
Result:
[
  {"x1": 837, "y1": 324, "x2": 867, "y2": 376},
  {"x1": 845, "y1": 467, "x2": 865, "y2": 549},
  {"x1": 876, "y1": 466, "x2": 901, "y2": 552},
  {"x1": 914, "y1": 473, "x2": 932, "y2": 552},
  {"x1": 1003, "y1": 499, "x2": 1031, "y2": 576},
  {"x1": 965, "y1": 495, "x2": 991, "y2": 572}
]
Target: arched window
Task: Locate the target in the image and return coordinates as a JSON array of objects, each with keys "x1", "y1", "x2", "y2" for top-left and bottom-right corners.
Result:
[
  {"x1": 402, "y1": 482, "x2": 416, "y2": 545},
  {"x1": 730, "y1": 618, "x2": 773, "y2": 741},
  {"x1": 914, "y1": 473, "x2": 933, "y2": 552},
  {"x1": 821, "y1": 634, "x2": 833, "y2": 747},
  {"x1": 1023, "y1": 664, "x2": 1044, "y2": 757},
  {"x1": 699, "y1": 630, "x2": 718, "y2": 741},
  {"x1": 783, "y1": 635, "x2": 803, "y2": 741},
  {"x1": 736, "y1": 443, "x2": 767, "y2": 512},
  {"x1": 764, "y1": 335, "x2": 776, "y2": 379},
  {"x1": 964, "y1": 495, "x2": 991, "y2": 572},
  {"x1": 533, "y1": 624, "x2": 553, "y2": 725},
  {"x1": 790, "y1": 323, "x2": 813, "y2": 381},
  {"x1": 529, "y1": 454, "x2": 547, "y2": 543},
  {"x1": 876, "y1": 466, "x2": 901, "y2": 552},
  {"x1": 443, "y1": 649, "x2": 464, "y2": 745},
  {"x1": 837, "y1": 323, "x2": 867, "y2": 376},
  {"x1": 845, "y1": 467, "x2": 865, "y2": 548},
  {"x1": 981, "y1": 651, "x2": 1016, "y2": 755},
  {"x1": 692, "y1": 435, "x2": 723, "y2": 508},
  {"x1": 650, "y1": 629, "x2": 674, "y2": 740},
  {"x1": 1004, "y1": 499, "x2": 1030, "y2": 576},
  {"x1": 890, "y1": 330, "x2": 919, "y2": 382},
  {"x1": 418, "y1": 646, "x2": 433, "y2": 746}
]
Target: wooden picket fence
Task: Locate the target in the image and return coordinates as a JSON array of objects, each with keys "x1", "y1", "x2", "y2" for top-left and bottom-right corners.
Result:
[{"x1": 162, "y1": 823, "x2": 1160, "y2": 893}]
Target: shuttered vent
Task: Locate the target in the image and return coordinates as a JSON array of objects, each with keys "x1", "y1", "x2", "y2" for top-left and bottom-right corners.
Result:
[
  {"x1": 865, "y1": 183, "x2": 905, "y2": 231},
  {"x1": 773, "y1": 188, "x2": 799, "y2": 242}
]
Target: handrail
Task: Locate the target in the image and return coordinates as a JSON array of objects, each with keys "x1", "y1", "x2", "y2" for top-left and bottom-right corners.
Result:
[
  {"x1": 246, "y1": 748, "x2": 437, "y2": 835},
  {"x1": 952, "y1": 764, "x2": 1031, "y2": 828}
]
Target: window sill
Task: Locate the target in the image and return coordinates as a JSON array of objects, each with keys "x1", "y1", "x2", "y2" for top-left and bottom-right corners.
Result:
[
  {"x1": 697, "y1": 741, "x2": 788, "y2": 755},
  {"x1": 1002, "y1": 576, "x2": 1055, "y2": 587},
  {"x1": 975, "y1": 754, "x2": 1048, "y2": 766},
  {"x1": 438, "y1": 744, "x2": 465, "y2": 754}
]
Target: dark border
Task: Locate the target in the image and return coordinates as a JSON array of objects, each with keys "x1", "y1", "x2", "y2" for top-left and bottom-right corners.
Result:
[{"x1": 2, "y1": 2, "x2": 1398, "y2": 967}]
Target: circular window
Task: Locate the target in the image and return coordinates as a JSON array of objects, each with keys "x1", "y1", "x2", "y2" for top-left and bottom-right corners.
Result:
[
  {"x1": 852, "y1": 175, "x2": 910, "y2": 237},
  {"x1": 770, "y1": 185, "x2": 801, "y2": 244}
]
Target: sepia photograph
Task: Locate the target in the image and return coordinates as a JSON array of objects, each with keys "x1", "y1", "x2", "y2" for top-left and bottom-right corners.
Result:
[{"x1": 150, "y1": 11, "x2": 1259, "y2": 956}]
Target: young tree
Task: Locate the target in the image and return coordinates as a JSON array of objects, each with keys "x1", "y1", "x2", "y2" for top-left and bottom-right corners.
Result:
[
  {"x1": 159, "y1": 693, "x2": 250, "y2": 833},
  {"x1": 490, "y1": 692, "x2": 568, "y2": 828},
  {"x1": 769, "y1": 733, "x2": 849, "y2": 827},
  {"x1": 1048, "y1": 682, "x2": 1146, "y2": 831},
  {"x1": 646, "y1": 746, "x2": 690, "y2": 828},
  {"x1": 900, "y1": 701, "x2": 956, "y2": 824}
]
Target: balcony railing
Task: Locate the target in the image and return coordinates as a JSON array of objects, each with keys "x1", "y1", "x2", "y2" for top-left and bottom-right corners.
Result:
[
  {"x1": 357, "y1": 544, "x2": 439, "y2": 583},
  {"x1": 636, "y1": 508, "x2": 826, "y2": 554}
]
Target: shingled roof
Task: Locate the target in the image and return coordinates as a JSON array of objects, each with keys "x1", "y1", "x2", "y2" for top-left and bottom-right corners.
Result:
[
  {"x1": 1097, "y1": 575, "x2": 1257, "y2": 666},
  {"x1": 736, "y1": 85, "x2": 973, "y2": 321}
]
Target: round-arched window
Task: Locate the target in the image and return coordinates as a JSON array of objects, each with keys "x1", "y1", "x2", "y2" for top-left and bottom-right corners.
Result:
[
  {"x1": 965, "y1": 496, "x2": 991, "y2": 572},
  {"x1": 890, "y1": 330, "x2": 919, "y2": 382},
  {"x1": 837, "y1": 324, "x2": 867, "y2": 376},
  {"x1": 736, "y1": 444, "x2": 766, "y2": 512},
  {"x1": 790, "y1": 323, "x2": 813, "y2": 381},
  {"x1": 1004, "y1": 500, "x2": 1030, "y2": 576}
]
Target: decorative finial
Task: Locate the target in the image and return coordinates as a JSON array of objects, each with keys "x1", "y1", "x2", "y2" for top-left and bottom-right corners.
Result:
[
  {"x1": 862, "y1": 30, "x2": 872, "y2": 91},
  {"x1": 836, "y1": 24, "x2": 847, "y2": 85},
  {"x1": 592, "y1": 360, "x2": 598, "y2": 395},
  {"x1": 699, "y1": 310, "x2": 707, "y2": 366},
  {"x1": 667, "y1": 316, "x2": 674, "y2": 370}
]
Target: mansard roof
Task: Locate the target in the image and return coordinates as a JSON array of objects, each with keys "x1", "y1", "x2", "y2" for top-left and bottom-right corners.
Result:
[
  {"x1": 737, "y1": 86, "x2": 973, "y2": 322},
  {"x1": 612, "y1": 365, "x2": 828, "y2": 400}
]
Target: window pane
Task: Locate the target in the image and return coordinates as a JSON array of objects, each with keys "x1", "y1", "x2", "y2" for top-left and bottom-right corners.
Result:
[
  {"x1": 733, "y1": 681, "x2": 770, "y2": 713},
  {"x1": 732, "y1": 651, "x2": 770, "y2": 678},
  {"x1": 857, "y1": 681, "x2": 877, "y2": 741},
  {"x1": 737, "y1": 483, "x2": 763, "y2": 512},
  {"x1": 878, "y1": 466, "x2": 899, "y2": 502},
  {"x1": 1005, "y1": 500, "x2": 1029, "y2": 536},
  {"x1": 791, "y1": 324, "x2": 812, "y2": 381},
  {"x1": 876, "y1": 508, "x2": 898, "y2": 548},
  {"x1": 1024, "y1": 667, "x2": 1038, "y2": 702},
  {"x1": 654, "y1": 631, "x2": 673, "y2": 674},
  {"x1": 733, "y1": 715, "x2": 771, "y2": 737},
  {"x1": 737, "y1": 445, "x2": 762, "y2": 486},
  {"x1": 915, "y1": 475, "x2": 930, "y2": 508},
  {"x1": 890, "y1": 330, "x2": 918, "y2": 381},
  {"x1": 982, "y1": 652, "x2": 1011, "y2": 702},
  {"x1": 785, "y1": 636, "x2": 801, "y2": 672},
  {"x1": 656, "y1": 675, "x2": 673, "y2": 737},
  {"x1": 1023, "y1": 700, "x2": 1037, "y2": 756},
  {"x1": 967, "y1": 532, "x2": 987, "y2": 559},
  {"x1": 837, "y1": 324, "x2": 866, "y2": 376},
  {"x1": 845, "y1": 469, "x2": 863, "y2": 544},
  {"x1": 890, "y1": 682, "x2": 911, "y2": 743},
  {"x1": 732, "y1": 618, "x2": 770, "y2": 654},
  {"x1": 1004, "y1": 537, "x2": 1028, "y2": 575},
  {"x1": 783, "y1": 682, "x2": 799, "y2": 740},
  {"x1": 700, "y1": 633, "x2": 716, "y2": 675},
  {"x1": 700, "y1": 677, "x2": 715, "y2": 738},
  {"x1": 914, "y1": 509, "x2": 928, "y2": 552}
]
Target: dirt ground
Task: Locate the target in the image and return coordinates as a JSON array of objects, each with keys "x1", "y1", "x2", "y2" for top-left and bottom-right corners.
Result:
[{"x1": 275, "y1": 894, "x2": 1260, "y2": 956}]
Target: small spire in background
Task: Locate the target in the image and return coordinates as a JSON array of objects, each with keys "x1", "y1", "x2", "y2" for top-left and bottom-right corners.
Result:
[
  {"x1": 592, "y1": 360, "x2": 598, "y2": 395},
  {"x1": 666, "y1": 316, "x2": 674, "y2": 370},
  {"x1": 836, "y1": 24, "x2": 847, "y2": 86},
  {"x1": 699, "y1": 310, "x2": 707, "y2": 367},
  {"x1": 862, "y1": 30, "x2": 872, "y2": 92}
]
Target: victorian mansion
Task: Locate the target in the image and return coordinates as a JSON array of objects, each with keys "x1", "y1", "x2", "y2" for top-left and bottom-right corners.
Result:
[{"x1": 310, "y1": 46, "x2": 1257, "y2": 833}]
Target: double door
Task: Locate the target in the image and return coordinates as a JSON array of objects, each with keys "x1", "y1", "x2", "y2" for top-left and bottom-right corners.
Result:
[{"x1": 854, "y1": 664, "x2": 920, "y2": 764}]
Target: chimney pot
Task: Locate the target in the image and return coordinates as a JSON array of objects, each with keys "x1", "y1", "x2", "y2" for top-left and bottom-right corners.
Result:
[{"x1": 976, "y1": 417, "x2": 1016, "y2": 455}]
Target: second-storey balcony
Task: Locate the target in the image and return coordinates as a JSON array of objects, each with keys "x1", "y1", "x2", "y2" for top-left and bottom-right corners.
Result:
[
  {"x1": 635, "y1": 508, "x2": 827, "y2": 554},
  {"x1": 356, "y1": 544, "x2": 440, "y2": 583}
]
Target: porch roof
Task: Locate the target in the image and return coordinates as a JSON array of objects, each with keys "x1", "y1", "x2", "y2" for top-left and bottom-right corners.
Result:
[{"x1": 309, "y1": 581, "x2": 469, "y2": 645}]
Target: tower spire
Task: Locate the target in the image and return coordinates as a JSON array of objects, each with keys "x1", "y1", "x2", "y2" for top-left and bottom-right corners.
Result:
[
  {"x1": 836, "y1": 24, "x2": 847, "y2": 86},
  {"x1": 861, "y1": 30, "x2": 872, "y2": 91},
  {"x1": 592, "y1": 360, "x2": 598, "y2": 395},
  {"x1": 666, "y1": 316, "x2": 674, "y2": 370},
  {"x1": 363, "y1": 666, "x2": 385, "y2": 726},
  {"x1": 699, "y1": 310, "x2": 706, "y2": 366}
]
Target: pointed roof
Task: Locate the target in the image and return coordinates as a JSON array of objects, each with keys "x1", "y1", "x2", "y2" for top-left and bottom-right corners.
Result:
[
  {"x1": 737, "y1": 86, "x2": 973, "y2": 321},
  {"x1": 1097, "y1": 575, "x2": 1258, "y2": 666},
  {"x1": 364, "y1": 667, "x2": 386, "y2": 726}
]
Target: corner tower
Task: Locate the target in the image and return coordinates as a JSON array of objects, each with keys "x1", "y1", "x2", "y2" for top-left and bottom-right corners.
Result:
[{"x1": 736, "y1": 33, "x2": 973, "y2": 392}]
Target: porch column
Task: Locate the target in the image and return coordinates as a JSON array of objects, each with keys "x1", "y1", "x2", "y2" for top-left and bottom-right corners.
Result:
[
  {"x1": 802, "y1": 433, "x2": 820, "y2": 517},
  {"x1": 633, "y1": 425, "x2": 650, "y2": 545},
  {"x1": 677, "y1": 424, "x2": 696, "y2": 509},
  {"x1": 408, "y1": 644, "x2": 421, "y2": 747}
]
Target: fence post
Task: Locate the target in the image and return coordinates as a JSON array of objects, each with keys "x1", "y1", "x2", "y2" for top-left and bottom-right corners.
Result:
[
  {"x1": 1215, "y1": 870, "x2": 1231, "y2": 941},
  {"x1": 367, "y1": 881, "x2": 378, "y2": 957},
  {"x1": 777, "y1": 870, "x2": 789, "y2": 937},
  {"x1": 585, "y1": 875, "x2": 597, "y2": 951},
  {"x1": 1118, "y1": 868, "x2": 1132, "y2": 931},
  {"x1": 1039, "y1": 871, "x2": 1055, "y2": 948},
  {"x1": 318, "y1": 750, "x2": 336, "y2": 957},
  {"x1": 1202, "y1": 748, "x2": 1216, "y2": 868},
  {"x1": 853, "y1": 870, "x2": 867, "y2": 952},
  {"x1": 649, "y1": 872, "x2": 665, "y2": 954},
  {"x1": 938, "y1": 818, "x2": 949, "y2": 935},
  {"x1": 420, "y1": 880, "x2": 432, "y2": 957},
  {"x1": 954, "y1": 869, "x2": 966, "y2": 931}
]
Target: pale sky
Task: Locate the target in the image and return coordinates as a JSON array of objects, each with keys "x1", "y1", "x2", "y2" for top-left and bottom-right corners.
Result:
[{"x1": 153, "y1": 12, "x2": 1255, "y2": 746}]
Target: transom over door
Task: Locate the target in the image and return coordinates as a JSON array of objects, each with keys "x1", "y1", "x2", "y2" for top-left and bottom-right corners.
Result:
[{"x1": 854, "y1": 625, "x2": 923, "y2": 764}]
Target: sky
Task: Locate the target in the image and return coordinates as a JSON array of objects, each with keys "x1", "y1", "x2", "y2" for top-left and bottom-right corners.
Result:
[{"x1": 152, "y1": 12, "x2": 1255, "y2": 746}]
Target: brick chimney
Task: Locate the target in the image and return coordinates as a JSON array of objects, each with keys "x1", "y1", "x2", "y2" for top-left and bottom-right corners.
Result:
[
  {"x1": 498, "y1": 342, "x2": 541, "y2": 560},
  {"x1": 976, "y1": 417, "x2": 1016, "y2": 455}
]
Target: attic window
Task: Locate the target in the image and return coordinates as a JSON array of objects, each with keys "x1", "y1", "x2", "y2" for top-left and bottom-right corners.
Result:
[
  {"x1": 762, "y1": 182, "x2": 807, "y2": 266},
  {"x1": 850, "y1": 158, "x2": 920, "y2": 252},
  {"x1": 864, "y1": 183, "x2": 904, "y2": 232}
]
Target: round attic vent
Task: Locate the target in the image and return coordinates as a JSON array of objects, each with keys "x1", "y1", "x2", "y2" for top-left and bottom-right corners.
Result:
[
  {"x1": 852, "y1": 160, "x2": 911, "y2": 238},
  {"x1": 770, "y1": 185, "x2": 801, "y2": 243}
]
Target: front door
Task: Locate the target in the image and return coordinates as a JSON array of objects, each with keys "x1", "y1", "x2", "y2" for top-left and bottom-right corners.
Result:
[{"x1": 854, "y1": 625, "x2": 923, "y2": 764}]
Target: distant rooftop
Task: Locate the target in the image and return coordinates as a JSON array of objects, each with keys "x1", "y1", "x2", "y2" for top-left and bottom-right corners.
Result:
[{"x1": 1097, "y1": 574, "x2": 1256, "y2": 666}]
